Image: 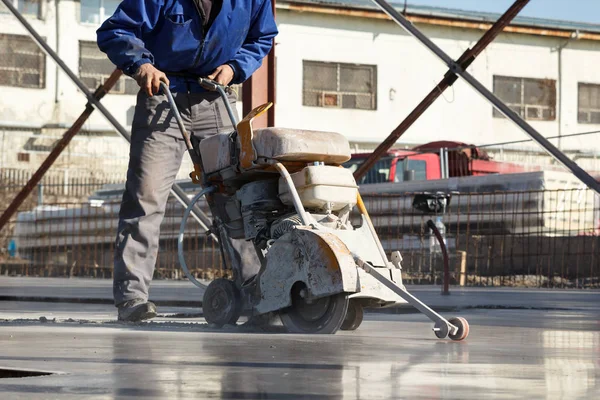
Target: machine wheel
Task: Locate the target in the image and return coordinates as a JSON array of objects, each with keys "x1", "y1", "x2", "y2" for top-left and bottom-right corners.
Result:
[
  {"x1": 448, "y1": 317, "x2": 470, "y2": 341},
  {"x1": 341, "y1": 300, "x2": 364, "y2": 331},
  {"x1": 280, "y1": 284, "x2": 349, "y2": 334},
  {"x1": 203, "y1": 279, "x2": 242, "y2": 328}
]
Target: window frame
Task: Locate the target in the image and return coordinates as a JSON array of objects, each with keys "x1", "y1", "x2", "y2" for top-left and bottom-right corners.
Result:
[
  {"x1": 492, "y1": 75, "x2": 557, "y2": 122},
  {"x1": 302, "y1": 60, "x2": 377, "y2": 111},
  {"x1": 79, "y1": 40, "x2": 138, "y2": 95},
  {"x1": 17, "y1": 152, "x2": 31, "y2": 162},
  {"x1": 79, "y1": 0, "x2": 117, "y2": 25},
  {"x1": 577, "y1": 82, "x2": 600, "y2": 125},
  {"x1": 0, "y1": 0, "x2": 41, "y2": 19},
  {"x1": 394, "y1": 158, "x2": 428, "y2": 183},
  {"x1": 344, "y1": 157, "x2": 392, "y2": 184},
  {"x1": 0, "y1": 33, "x2": 46, "y2": 89}
]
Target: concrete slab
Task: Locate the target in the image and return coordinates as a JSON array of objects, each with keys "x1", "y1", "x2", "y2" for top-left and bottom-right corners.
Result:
[
  {"x1": 0, "y1": 304, "x2": 598, "y2": 399},
  {"x1": 1, "y1": 277, "x2": 600, "y2": 311}
]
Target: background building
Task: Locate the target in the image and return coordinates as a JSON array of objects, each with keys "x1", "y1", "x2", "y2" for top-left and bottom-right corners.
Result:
[{"x1": 1, "y1": 0, "x2": 600, "y2": 181}]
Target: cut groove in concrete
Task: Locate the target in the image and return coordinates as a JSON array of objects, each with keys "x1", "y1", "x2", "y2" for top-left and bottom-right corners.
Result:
[{"x1": 0, "y1": 367, "x2": 54, "y2": 379}]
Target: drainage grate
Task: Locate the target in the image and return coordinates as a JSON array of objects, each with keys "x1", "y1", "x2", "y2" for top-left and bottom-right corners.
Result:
[{"x1": 0, "y1": 368, "x2": 54, "y2": 379}]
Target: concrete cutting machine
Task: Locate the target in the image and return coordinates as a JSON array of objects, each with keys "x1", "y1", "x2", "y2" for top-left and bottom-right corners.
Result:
[{"x1": 168, "y1": 80, "x2": 469, "y2": 339}]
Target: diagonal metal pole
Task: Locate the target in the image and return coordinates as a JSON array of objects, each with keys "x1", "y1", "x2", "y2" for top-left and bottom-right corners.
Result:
[
  {"x1": 0, "y1": 70, "x2": 122, "y2": 231},
  {"x1": 354, "y1": 0, "x2": 530, "y2": 181},
  {"x1": 0, "y1": 0, "x2": 216, "y2": 238},
  {"x1": 369, "y1": 0, "x2": 600, "y2": 195}
]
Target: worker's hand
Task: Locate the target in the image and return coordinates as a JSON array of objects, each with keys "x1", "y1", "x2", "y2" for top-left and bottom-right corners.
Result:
[
  {"x1": 207, "y1": 64, "x2": 234, "y2": 86},
  {"x1": 133, "y1": 63, "x2": 170, "y2": 97}
]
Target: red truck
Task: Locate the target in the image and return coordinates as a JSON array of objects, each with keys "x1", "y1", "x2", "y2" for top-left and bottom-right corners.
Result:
[{"x1": 344, "y1": 141, "x2": 529, "y2": 185}]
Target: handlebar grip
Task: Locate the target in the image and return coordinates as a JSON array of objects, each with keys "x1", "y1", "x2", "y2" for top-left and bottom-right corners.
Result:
[{"x1": 197, "y1": 77, "x2": 221, "y2": 92}]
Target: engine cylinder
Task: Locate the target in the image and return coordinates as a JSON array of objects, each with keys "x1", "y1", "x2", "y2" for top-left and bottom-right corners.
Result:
[{"x1": 237, "y1": 180, "x2": 286, "y2": 239}]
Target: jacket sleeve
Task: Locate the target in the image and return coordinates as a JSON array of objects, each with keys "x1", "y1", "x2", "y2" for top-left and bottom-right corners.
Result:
[
  {"x1": 96, "y1": 0, "x2": 164, "y2": 76},
  {"x1": 228, "y1": 0, "x2": 278, "y2": 84}
]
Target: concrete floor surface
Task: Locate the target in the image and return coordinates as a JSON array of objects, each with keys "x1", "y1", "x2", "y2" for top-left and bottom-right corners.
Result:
[{"x1": 0, "y1": 300, "x2": 599, "y2": 399}]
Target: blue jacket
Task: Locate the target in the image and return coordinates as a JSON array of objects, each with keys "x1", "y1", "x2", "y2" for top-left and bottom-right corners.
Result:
[{"x1": 97, "y1": 0, "x2": 278, "y2": 92}]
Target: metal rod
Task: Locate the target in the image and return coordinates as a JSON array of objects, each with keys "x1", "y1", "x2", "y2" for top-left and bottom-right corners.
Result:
[
  {"x1": 427, "y1": 219, "x2": 450, "y2": 295},
  {"x1": 197, "y1": 78, "x2": 238, "y2": 126},
  {"x1": 370, "y1": 0, "x2": 600, "y2": 195},
  {"x1": 268, "y1": 0, "x2": 277, "y2": 127},
  {"x1": 161, "y1": 82, "x2": 194, "y2": 151},
  {"x1": 444, "y1": 148, "x2": 448, "y2": 179},
  {"x1": 356, "y1": 257, "x2": 456, "y2": 334},
  {"x1": 0, "y1": 71, "x2": 122, "y2": 231},
  {"x1": 354, "y1": 0, "x2": 530, "y2": 181},
  {"x1": 217, "y1": 85, "x2": 239, "y2": 127},
  {"x1": 439, "y1": 147, "x2": 446, "y2": 179},
  {"x1": 178, "y1": 186, "x2": 217, "y2": 289},
  {"x1": 1, "y1": 0, "x2": 217, "y2": 236},
  {"x1": 274, "y1": 162, "x2": 311, "y2": 225}
]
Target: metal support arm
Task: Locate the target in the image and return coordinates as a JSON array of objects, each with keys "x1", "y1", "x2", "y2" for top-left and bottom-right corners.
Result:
[
  {"x1": 370, "y1": 0, "x2": 600, "y2": 195},
  {"x1": 356, "y1": 257, "x2": 457, "y2": 336},
  {"x1": 354, "y1": 0, "x2": 530, "y2": 181}
]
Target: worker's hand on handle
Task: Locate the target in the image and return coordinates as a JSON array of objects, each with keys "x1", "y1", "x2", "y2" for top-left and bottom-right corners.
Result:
[
  {"x1": 133, "y1": 63, "x2": 170, "y2": 97},
  {"x1": 207, "y1": 64, "x2": 234, "y2": 86}
]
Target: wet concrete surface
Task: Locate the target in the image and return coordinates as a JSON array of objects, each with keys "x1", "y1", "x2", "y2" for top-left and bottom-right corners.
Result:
[{"x1": 0, "y1": 300, "x2": 599, "y2": 399}]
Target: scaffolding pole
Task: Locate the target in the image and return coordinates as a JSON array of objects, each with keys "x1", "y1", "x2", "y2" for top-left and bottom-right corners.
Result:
[
  {"x1": 0, "y1": 0, "x2": 216, "y2": 238},
  {"x1": 354, "y1": 0, "x2": 530, "y2": 181},
  {"x1": 368, "y1": 0, "x2": 600, "y2": 195},
  {"x1": 0, "y1": 70, "x2": 122, "y2": 231}
]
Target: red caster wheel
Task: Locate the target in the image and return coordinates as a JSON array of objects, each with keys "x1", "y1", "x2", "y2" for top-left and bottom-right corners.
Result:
[{"x1": 448, "y1": 317, "x2": 469, "y2": 341}]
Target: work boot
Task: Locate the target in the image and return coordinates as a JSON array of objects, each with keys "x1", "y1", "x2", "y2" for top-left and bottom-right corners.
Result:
[{"x1": 118, "y1": 299, "x2": 157, "y2": 322}]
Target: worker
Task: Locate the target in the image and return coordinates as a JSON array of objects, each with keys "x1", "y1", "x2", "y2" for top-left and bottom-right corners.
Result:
[{"x1": 97, "y1": 0, "x2": 278, "y2": 322}]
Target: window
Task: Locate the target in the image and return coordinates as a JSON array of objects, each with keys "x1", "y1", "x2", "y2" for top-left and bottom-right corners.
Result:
[
  {"x1": 344, "y1": 157, "x2": 391, "y2": 185},
  {"x1": 0, "y1": 0, "x2": 40, "y2": 18},
  {"x1": 303, "y1": 61, "x2": 377, "y2": 110},
  {"x1": 493, "y1": 76, "x2": 556, "y2": 121},
  {"x1": 0, "y1": 34, "x2": 45, "y2": 88},
  {"x1": 395, "y1": 159, "x2": 427, "y2": 182},
  {"x1": 80, "y1": 0, "x2": 120, "y2": 25},
  {"x1": 578, "y1": 83, "x2": 600, "y2": 124},
  {"x1": 79, "y1": 41, "x2": 138, "y2": 95},
  {"x1": 17, "y1": 153, "x2": 30, "y2": 162}
]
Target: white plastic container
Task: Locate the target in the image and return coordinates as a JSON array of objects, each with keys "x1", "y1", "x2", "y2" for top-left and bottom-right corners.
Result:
[{"x1": 278, "y1": 165, "x2": 358, "y2": 211}]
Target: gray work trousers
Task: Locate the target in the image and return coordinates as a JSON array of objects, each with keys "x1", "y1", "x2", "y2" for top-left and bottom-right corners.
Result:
[{"x1": 113, "y1": 90, "x2": 258, "y2": 305}]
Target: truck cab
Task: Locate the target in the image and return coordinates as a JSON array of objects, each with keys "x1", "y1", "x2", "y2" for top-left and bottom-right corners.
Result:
[
  {"x1": 344, "y1": 141, "x2": 527, "y2": 185},
  {"x1": 344, "y1": 151, "x2": 439, "y2": 185}
]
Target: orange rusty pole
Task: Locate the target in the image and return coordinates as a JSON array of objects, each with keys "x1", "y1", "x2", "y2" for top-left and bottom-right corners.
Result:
[
  {"x1": 0, "y1": 69, "x2": 123, "y2": 232},
  {"x1": 243, "y1": 0, "x2": 276, "y2": 128},
  {"x1": 353, "y1": 0, "x2": 530, "y2": 181}
]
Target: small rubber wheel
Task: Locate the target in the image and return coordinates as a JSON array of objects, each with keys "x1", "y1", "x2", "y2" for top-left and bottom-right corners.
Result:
[
  {"x1": 203, "y1": 278, "x2": 242, "y2": 328},
  {"x1": 341, "y1": 300, "x2": 364, "y2": 331},
  {"x1": 448, "y1": 317, "x2": 470, "y2": 341}
]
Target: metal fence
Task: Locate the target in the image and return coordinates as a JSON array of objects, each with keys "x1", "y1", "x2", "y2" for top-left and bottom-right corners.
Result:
[
  {"x1": 360, "y1": 189, "x2": 600, "y2": 288},
  {"x1": 1, "y1": 188, "x2": 599, "y2": 288},
  {"x1": 0, "y1": 168, "x2": 123, "y2": 200},
  {"x1": 2, "y1": 198, "x2": 225, "y2": 281}
]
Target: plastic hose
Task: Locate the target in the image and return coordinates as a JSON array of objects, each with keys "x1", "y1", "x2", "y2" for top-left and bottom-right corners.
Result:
[{"x1": 178, "y1": 186, "x2": 216, "y2": 289}]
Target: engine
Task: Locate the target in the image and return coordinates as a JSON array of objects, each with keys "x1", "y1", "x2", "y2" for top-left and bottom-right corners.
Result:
[
  {"x1": 228, "y1": 165, "x2": 358, "y2": 246},
  {"x1": 237, "y1": 179, "x2": 291, "y2": 241}
]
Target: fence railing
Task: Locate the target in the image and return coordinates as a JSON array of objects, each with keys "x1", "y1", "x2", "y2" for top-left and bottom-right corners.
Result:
[
  {"x1": 360, "y1": 189, "x2": 600, "y2": 288},
  {"x1": 0, "y1": 168, "x2": 123, "y2": 199},
  {"x1": 1, "y1": 188, "x2": 599, "y2": 288}
]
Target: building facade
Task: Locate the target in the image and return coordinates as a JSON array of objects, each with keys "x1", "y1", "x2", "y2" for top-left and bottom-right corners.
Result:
[{"x1": 1, "y1": 0, "x2": 600, "y2": 180}]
